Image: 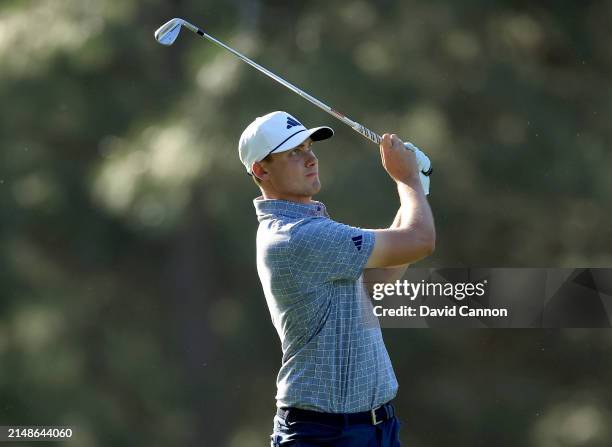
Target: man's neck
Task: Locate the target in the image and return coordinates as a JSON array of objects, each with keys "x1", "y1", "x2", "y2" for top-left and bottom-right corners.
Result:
[{"x1": 261, "y1": 190, "x2": 313, "y2": 205}]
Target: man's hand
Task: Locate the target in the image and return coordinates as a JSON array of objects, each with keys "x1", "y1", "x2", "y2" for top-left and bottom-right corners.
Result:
[
  {"x1": 379, "y1": 134, "x2": 420, "y2": 185},
  {"x1": 404, "y1": 142, "x2": 431, "y2": 195}
]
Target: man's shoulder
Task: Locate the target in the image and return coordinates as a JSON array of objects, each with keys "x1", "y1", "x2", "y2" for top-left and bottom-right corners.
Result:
[
  {"x1": 258, "y1": 216, "x2": 328, "y2": 243},
  {"x1": 258, "y1": 217, "x2": 357, "y2": 264},
  {"x1": 262, "y1": 216, "x2": 370, "y2": 260},
  {"x1": 258, "y1": 215, "x2": 344, "y2": 240}
]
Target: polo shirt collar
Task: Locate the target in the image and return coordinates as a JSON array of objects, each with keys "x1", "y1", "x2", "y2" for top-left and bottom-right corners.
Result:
[{"x1": 254, "y1": 196, "x2": 328, "y2": 222}]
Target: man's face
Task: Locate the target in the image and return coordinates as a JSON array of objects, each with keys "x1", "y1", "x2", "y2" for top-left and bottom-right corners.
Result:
[{"x1": 257, "y1": 138, "x2": 320, "y2": 203}]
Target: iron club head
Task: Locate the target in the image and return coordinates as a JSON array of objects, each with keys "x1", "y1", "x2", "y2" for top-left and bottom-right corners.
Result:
[{"x1": 154, "y1": 18, "x2": 184, "y2": 46}]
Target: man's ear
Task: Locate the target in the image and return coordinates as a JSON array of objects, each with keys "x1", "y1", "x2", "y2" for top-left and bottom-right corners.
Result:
[{"x1": 252, "y1": 161, "x2": 268, "y2": 182}]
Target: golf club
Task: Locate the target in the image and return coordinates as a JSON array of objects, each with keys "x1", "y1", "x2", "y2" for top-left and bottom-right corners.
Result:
[{"x1": 154, "y1": 18, "x2": 432, "y2": 176}]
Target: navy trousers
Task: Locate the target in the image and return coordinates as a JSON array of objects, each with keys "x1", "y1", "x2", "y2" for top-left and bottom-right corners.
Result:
[{"x1": 269, "y1": 410, "x2": 402, "y2": 446}]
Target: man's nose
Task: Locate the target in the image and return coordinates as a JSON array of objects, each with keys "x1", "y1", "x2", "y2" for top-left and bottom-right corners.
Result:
[{"x1": 305, "y1": 151, "x2": 317, "y2": 166}]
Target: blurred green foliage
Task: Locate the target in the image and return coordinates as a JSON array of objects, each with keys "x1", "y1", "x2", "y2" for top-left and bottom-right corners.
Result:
[{"x1": 1, "y1": 0, "x2": 611, "y2": 446}]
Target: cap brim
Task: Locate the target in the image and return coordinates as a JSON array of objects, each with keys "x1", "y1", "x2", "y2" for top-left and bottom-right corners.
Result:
[
  {"x1": 272, "y1": 126, "x2": 334, "y2": 155},
  {"x1": 309, "y1": 126, "x2": 334, "y2": 142}
]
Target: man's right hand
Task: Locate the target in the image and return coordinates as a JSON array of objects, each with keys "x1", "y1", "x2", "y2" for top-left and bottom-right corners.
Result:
[{"x1": 379, "y1": 133, "x2": 420, "y2": 185}]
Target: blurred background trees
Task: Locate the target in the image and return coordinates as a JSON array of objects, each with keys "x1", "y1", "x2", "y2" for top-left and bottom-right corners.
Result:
[{"x1": 1, "y1": 0, "x2": 611, "y2": 445}]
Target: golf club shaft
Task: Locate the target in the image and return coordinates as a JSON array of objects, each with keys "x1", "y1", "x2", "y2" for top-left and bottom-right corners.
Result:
[{"x1": 181, "y1": 21, "x2": 384, "y2": 146}]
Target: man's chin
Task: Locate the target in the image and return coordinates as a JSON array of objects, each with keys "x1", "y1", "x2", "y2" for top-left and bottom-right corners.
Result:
[
  {"x1": 294, "y1": 179, "x2": 321, "y2": 199},
  {"x1": 310, "y1": 180, "x2": 321, "y2": 195}
]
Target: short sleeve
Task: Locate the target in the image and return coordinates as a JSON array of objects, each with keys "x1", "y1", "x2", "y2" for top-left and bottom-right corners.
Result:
[{"x1": 289, "y1": 217, "x2": 375, "y2": 284}]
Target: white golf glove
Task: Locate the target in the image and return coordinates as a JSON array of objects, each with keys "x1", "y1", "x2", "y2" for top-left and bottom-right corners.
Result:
[{"x1": 404, "y1": 142, "x2": 432, "y2": 195}]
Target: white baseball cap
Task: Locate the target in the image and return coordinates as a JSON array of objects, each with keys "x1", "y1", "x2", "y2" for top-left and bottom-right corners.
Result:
[{"x1": 239, "y1": 111, "x2": 334, "y2": 174}]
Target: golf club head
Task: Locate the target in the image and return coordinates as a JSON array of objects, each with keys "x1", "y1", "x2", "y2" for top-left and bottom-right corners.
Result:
[{"x1": 154, "y1": 18, "x2": 184, "y2": 46}]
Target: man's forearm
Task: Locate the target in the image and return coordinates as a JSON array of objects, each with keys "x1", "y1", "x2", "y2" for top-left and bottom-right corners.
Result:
[
  {"x1": 364, "y1": 177, "x2": 435, "y2": 287},
  {"x1": 379, "y1": 206, "x2": 411, "y2": 271},
  {"x1": 396, "y1": 178, "x2": 435, "y2": 244},
  {"x1": 364, "y1": 208, "x2": 410, "y2": 295}
]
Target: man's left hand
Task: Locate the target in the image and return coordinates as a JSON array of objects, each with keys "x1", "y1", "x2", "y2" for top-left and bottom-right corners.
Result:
[{"x1": 404, "y1": 142, "x2": 432, "y2": 195}]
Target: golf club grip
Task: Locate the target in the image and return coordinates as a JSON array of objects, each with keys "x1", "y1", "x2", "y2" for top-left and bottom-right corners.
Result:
[
  {"x1": 355, "y1": 125, "x2": 381, "y2": 145},
  {"x1": 354, "y1": 125, "x2": 419, "y2": 159}
]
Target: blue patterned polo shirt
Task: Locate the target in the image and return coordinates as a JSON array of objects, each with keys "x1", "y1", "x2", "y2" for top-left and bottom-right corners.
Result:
[{"x1": 254, "y1": 197, "x2": 398, "y2": 413}]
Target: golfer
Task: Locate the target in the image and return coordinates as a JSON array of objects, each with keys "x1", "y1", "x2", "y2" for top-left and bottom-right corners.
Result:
[{"x1": 239, "y1": 111, "x2": 435, "y2": 446}]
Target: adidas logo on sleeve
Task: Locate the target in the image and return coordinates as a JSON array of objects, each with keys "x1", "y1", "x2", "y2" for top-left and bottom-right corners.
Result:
[{"x1": 351, "y1": 235, "x2": 363, "y2": 251}]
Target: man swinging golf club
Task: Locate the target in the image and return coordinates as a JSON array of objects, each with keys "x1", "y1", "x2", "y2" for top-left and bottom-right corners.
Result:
[{"x1": 239, "y1": 111, "x2": 435, "y2": 446}]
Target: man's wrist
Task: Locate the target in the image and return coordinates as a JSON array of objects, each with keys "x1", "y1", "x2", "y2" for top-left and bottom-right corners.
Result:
[{"x1": 396, "y1": 175, "x2": 422, "y2": 190}]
